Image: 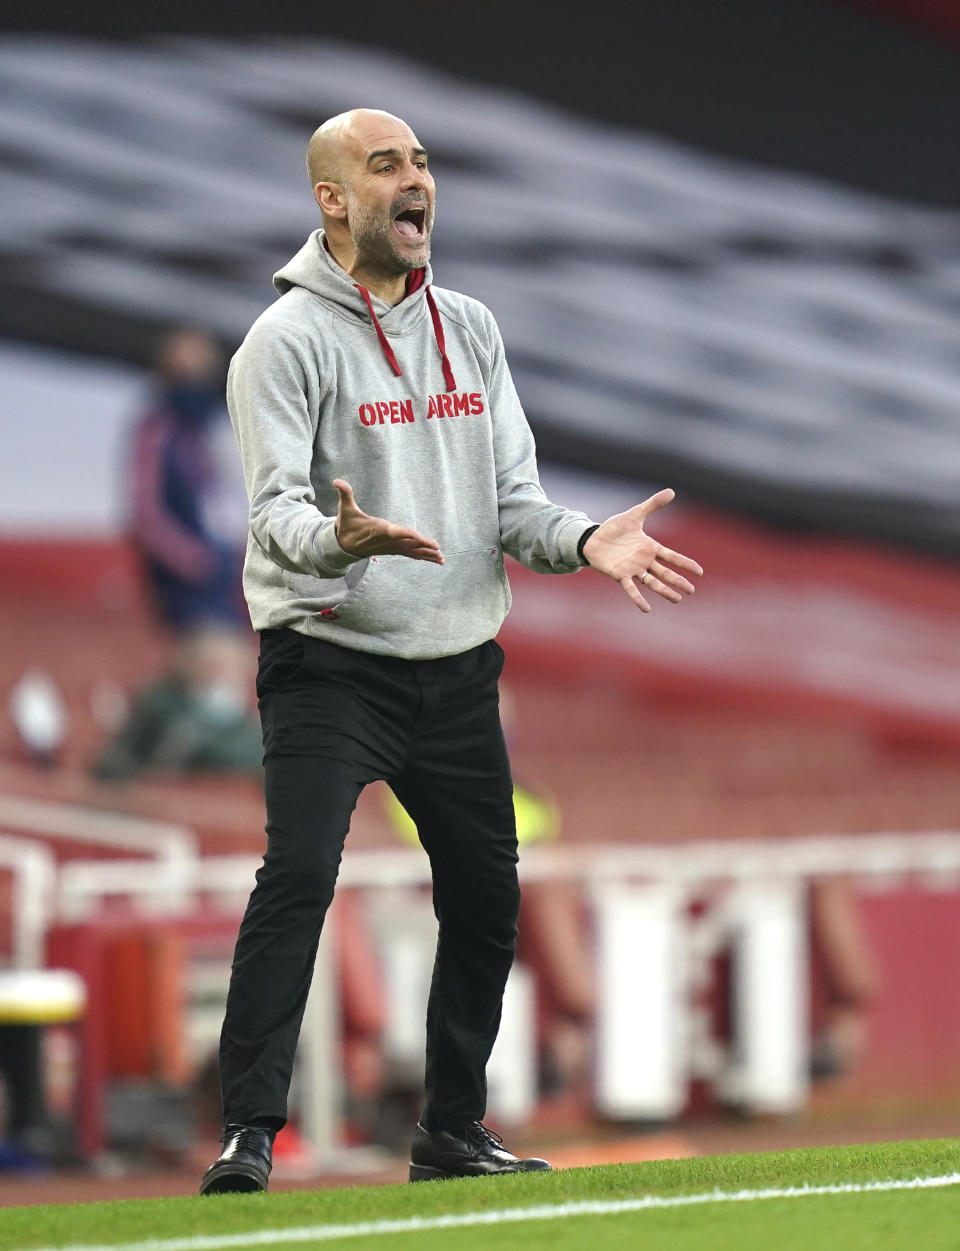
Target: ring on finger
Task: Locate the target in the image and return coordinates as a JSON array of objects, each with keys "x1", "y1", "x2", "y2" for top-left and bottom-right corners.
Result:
[{"x1": 640, "y1": 570, "x2": 651, "y2": 585}]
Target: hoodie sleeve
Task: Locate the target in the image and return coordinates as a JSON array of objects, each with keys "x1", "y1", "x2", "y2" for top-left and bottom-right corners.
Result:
[
  {"x1": 481, "y1": 310, "x2": 596, "y2": 574},
  {"x1": 227, "y1": 316, "x2": 360, "y2": 580}
]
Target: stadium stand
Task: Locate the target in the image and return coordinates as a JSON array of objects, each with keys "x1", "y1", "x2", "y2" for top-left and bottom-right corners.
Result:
[
  {"x1": 0, "y1": 38, "x2": 959, "y2": 551},
  {"x1": 0, "y1": 29, "x2": 958, "y2": 1172}
]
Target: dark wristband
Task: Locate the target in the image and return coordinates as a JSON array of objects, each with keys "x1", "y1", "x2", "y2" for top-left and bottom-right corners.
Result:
[{"x1": 577, "y1": 524, "x2": 601, "y2": 565}]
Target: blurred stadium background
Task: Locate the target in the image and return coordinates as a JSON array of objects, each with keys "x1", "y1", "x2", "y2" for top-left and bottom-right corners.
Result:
[{"x1": 1, "y1": 0, "x2": 959, "y2": 1202}]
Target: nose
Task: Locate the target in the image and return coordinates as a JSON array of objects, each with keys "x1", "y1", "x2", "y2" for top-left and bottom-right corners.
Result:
[{"x1": 402, "y1": 160, "x2": 428, "y2": 191}]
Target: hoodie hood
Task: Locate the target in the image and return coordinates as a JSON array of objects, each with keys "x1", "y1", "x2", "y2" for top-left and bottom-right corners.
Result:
[{"x1": 273, "y1": 229, "x2": 455, "y2": 390}]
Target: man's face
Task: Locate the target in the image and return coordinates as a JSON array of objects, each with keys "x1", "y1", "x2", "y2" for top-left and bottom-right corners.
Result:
[{"x1": 341, "y1": 121, "x2": 436, "y2": 275}]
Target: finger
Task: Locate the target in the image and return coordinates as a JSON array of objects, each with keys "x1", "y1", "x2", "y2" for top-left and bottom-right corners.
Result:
[
  {"x1": 648, "y1": 561, "x2": 696, "y2": 596},
  {"x1": 332, "y1": 478, "x2": 360, "y2": 513},
  {"x1": 643, "y1": 572, "x2": 682, "y2": 604},
  {"x1": 394, "y1": 536, "x2": 445, "y2": 561},
  {"x1": 385, "y1": 523, "x2": 441, "y2": 552},
  {"x1": 656, "y1": 545, "x2": 703, "y2": 578},
  {"x1": 406, "y1": 548, "x2": 445, "y2": 564},
  {"x1": 621, "y1": 575, "x2": 651, "y2": 613},
  {"x1": 636, "y1": 487, "x2": 676, "y2": 520}
]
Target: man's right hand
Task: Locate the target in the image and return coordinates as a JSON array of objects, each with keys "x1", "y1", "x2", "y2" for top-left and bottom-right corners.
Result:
[{"x1": 332, "y1": 479, "x2": 444, "y2": 564}]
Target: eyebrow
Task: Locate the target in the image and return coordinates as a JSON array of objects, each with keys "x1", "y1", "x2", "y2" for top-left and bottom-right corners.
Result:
[{"x1": 366, "y1": 146, "x2": 429, "y2": 166}]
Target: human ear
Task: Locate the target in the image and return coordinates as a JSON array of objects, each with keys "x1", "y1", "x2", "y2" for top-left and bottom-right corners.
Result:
[{"x1": 315, "y1": 182, "x2": 347, "y2": 218}]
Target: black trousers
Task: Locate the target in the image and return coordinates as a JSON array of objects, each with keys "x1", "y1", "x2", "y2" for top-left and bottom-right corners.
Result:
[{"x1": 218, "y1": 628, "x2": 519, "y2": 1132}]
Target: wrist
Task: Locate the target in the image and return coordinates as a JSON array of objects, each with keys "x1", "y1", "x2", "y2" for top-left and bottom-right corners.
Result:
[
  {"x1": 577, "y1": 524, "x2": 601, "y2": 566},
  {"x1": 316, "y1": 522, "x2": 360, "y2": 573}
]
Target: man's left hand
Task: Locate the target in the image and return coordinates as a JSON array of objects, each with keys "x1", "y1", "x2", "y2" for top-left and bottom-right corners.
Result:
[{"x1": 581, "y1": 488, "x2": 703, "y2": 613}]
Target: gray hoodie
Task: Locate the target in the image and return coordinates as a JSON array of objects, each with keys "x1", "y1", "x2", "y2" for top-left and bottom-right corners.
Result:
[{"x1": 228, "y1": 229, "x2": 595, "y2": 659}]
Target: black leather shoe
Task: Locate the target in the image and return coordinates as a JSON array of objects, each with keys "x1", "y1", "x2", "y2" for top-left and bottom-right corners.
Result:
[
  {"x1": 199, "y1": 1125, "x2": 275, "y2": 1195},
  {"x1": 409, "y1": 1121, "x2": 551, "y2": 1182}
]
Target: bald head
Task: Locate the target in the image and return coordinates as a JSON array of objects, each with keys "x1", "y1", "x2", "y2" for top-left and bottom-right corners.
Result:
[
  {"x1": 306, "y1": 107, "x2": 435, "y2": 289},
  {"x1": 306, "y1": 108, "x2": 414, "y2": 191}
]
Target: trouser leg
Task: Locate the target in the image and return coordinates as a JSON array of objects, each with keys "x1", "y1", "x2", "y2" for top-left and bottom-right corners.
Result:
[
  {"x1": 218, "y1": 632, "x2": 410, "y2": 1129},
  {"x1": 218, "y1": 754, "x2": 361, "y2": 1128},
  {"x1": 390, "y1": 640, "x2": 519, "y2": 1130}
]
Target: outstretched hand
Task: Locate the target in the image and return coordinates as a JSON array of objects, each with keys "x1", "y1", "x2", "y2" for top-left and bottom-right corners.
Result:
[
  {"x1": 332, "y1": 479, "x2": 444, "y2": 564},
  {"x1": 581, "y1": 488, "x2": 702, "y2": 612}
]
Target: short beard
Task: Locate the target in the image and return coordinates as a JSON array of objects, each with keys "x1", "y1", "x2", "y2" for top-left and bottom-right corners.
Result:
[{"x1": 344, "y1": 187, "x2": 432, "y2": 276}]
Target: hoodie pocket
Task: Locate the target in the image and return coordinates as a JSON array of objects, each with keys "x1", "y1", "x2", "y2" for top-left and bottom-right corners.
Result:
[
  {"x1": 281, "y1": 557, "x2": 371, "y2": 618},
  {"x1": 331, "y1": 548, "x2": 509, "y2": 644}
]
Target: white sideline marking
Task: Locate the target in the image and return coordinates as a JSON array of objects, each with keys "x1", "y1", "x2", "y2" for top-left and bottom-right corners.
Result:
[{"x1": 25, "y1": 1172, "x2": 960, "y2": 1251}]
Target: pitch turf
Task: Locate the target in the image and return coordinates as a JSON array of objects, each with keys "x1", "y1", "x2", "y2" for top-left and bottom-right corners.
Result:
[{"x1": 1, "y1": 1138, "x2": 958, "y2": 1251}]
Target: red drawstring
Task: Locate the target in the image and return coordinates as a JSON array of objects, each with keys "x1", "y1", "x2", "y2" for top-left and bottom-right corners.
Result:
[
  {"x1": 354, "y1": 284, "x2": 402, "y2": 378},
  {"x1": 354, "y1": 281, "x2": 457, "y2": 393},
  {"x1": 426, "y1": 287, "x2": 458, "y2": 393}
]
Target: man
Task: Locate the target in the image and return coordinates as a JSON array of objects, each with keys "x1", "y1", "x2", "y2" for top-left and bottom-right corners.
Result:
[{"x1": 200, "y1": 108, "x2": 702, "y2": 1194}]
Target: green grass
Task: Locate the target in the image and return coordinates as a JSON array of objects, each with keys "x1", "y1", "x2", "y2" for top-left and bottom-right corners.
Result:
[{"x1": 0, "y1": 1138, "x2": 958, "y2": 1251}]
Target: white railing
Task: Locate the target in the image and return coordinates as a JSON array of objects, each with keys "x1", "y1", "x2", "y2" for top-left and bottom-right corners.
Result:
[
  {"x1": 191, "y1": 830, "x2": 960, "y2": 898},
  {"x1": 0, "y1": 795, "x2": 198, "y2": 923},
  {"x1": 0, "y1": 832, "x2": 57, "y2": 968},
  {"x1": 3, "y1": 794, "x2": 959, "y2": 935},
  {"x1": 0, "y1": 794, "x2": 195, "y2": 862}
]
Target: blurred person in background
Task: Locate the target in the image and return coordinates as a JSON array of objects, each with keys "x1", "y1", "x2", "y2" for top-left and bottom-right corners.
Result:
[
  {"x1": 93, "y1": 328, "x2": 261, "y2": 781},
  {"x1": 199, "y1": 107, "x2": 702, "y2": 1195},
  {"x1": 809, "y1": 877, "x2": 881, "y2": 1080}
]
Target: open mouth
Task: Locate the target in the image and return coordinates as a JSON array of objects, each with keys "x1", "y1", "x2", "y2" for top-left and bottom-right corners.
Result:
[{"x1": 393, "y1": 206, "x2": 427, "y2": 241}]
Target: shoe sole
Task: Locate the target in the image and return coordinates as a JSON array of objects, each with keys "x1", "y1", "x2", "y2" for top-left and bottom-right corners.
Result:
[
  {"x1": 408, "y1": 1162, "x2": 552, "y2": 1183},
  {"x1": 199, "y1": 1163, "x2": 269, "y2": 1195}
]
